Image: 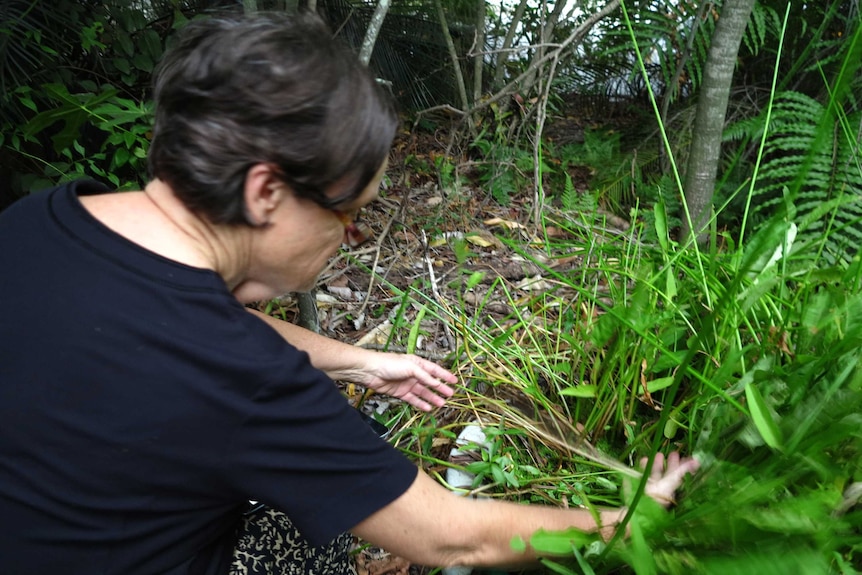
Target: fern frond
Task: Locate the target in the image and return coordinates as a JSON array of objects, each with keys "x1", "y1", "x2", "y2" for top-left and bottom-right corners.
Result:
[
  {"x1": 753, "y1": 90, "x2": 862, "y2": 265},
  {"x1": 743, "y1": 3, "x2": 780, "y2": 56}
]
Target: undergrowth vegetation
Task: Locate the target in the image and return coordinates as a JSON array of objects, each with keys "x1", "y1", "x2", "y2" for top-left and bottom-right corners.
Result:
[
  {"x1": 390, "y1": 193, "x2": 862, "y2": 573},
  {"x1": 375, "y1": 17, "x2": 862, "y2": 575}
]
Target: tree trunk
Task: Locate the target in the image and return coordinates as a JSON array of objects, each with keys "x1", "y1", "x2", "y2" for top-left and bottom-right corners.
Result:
[
  {"x1": 473, "y1": 0, "x2": 486, "y2": 104},
  {"x1": 680, "y1": 0, "x2": 755, "y2": 246},
  {"x1": 492, "y1": 0, "x2": 529, "y2": 91},
  {"x1": 359, "y1": 0, "x2": 392, "y2": 66},
  {"x1": 434, "y1": 0, "x2": 470, "y2": 111},
  {"x1": 242, "y1": 0, "x2": 258, "y2": 12}
]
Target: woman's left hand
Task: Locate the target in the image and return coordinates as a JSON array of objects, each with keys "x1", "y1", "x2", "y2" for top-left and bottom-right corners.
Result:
[{"x1": 356, "y1": 353, "x2": 457, "y2": 412}]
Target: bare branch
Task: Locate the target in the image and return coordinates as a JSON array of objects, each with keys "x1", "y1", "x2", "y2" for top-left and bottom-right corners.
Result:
[{"x1": 477, "y1": 0, "x2": 622, "y2": 113}]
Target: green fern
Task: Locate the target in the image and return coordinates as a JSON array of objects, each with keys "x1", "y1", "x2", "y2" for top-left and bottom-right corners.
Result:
[
  {"x1": 596, "y1": 0, "x2": 717, "y2": 105},
  {"x1": 560, "y1": 172, "x2": 597, "y2": 213},
  {"x1": 742, "y1": 2, "x2": 781, "y2": 57},
  {"x1": 593, "y1": 147, "x2": 662, "y2": 213},
  {"x1": 752, "y1": 91, "x2": 862, "y2": 265}
]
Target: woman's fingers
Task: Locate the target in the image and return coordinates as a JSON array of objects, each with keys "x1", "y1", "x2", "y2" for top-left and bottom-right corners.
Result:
[{"x1": 642, "y1": 451, "x2": 700, "y2": 507}]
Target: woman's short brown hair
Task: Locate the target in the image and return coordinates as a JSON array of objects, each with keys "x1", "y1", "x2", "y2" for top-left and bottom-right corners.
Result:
[{"x1": 148, "y1": 12, "x2": 397, "y2": 225}]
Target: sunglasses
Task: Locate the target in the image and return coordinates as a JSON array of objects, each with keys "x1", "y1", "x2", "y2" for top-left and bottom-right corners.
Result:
[{"x1": 331, "y1": 209, "x2": 372, "y2": 248}]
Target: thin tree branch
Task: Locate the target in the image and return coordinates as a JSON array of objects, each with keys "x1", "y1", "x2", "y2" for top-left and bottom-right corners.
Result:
[{"x1": 477, "y1": 0, "x2": 622, "y2": 114}]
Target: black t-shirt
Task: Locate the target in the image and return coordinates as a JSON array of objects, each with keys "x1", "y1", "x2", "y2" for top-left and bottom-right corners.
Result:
[{"x1": 0, "y1": 181, "x2": 417, "y2": 575}]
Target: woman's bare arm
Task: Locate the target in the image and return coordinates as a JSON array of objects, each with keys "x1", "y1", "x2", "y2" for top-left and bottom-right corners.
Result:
[
  {"x1": 247, "y1": 308, "x2": 456, "y2": 410},
  {"x1": 352, "y1": 453, "x2": 699, "y2": 568}
]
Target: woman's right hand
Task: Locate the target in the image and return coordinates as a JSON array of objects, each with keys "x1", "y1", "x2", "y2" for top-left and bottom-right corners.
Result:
[{"x1": 641, "y1": 451, "x2": 700, "y2": 507}]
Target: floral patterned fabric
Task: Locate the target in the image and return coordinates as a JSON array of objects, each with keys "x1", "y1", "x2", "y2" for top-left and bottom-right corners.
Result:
[{"x1": 230, "y1": 506, "x2": 357, "y2": 575}]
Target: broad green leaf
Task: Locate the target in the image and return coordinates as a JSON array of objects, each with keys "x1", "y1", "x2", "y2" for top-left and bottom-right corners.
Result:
[
  {"x1": 663, "y1": 417, "x2": 679, "y2": 439},
  {"x1": 132, "y1": 54, "x2": 153, "y2": 73},
  {"x1": 745, "y1": 382, "x2": 783, "y2": 450},
  {"x1": 141, "y1": 29, "x2": 163, "y2": 62},
  {"x1": 646, "y1": 377, "x2": 674, "y2": 393},
  {"x1": 560, "y1": 385, "x2": 597, "y2": 398},
  {"x1": 118, "y1": 33, "x2": 134, "y2": 57},
  {"x1": 113, "y1": 147, "x2": 129, "y2": 168},
  {"x1": 665, "y1": 266, "x2": 677, "y2": 300},
  {"x1": 652, "y1": 350, "x2": 686, "y2": 372},
  {"x1": 529, "y1": 528, "x2": 594, "y2": 555},
  {"x1": 113, "y1": 57, "x2": 131, "y2": 75}
]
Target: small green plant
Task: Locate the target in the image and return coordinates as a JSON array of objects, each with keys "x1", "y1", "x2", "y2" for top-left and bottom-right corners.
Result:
[
  {"x1": 469, "y1": 102, "x2": 541, "y2": 206},
  {"x1": 8, "y1": 83, "x2": 152, "y2": 191},
  {"x1": 560, "y1": 172, "x2": 598, "y2": 213},
  {"x1": 461, "y1": 425, "x2": 541, "y2": 490},
  {"x1": 434, "y1": 154, "x2": 458, "y2": 193},
  {"x1": 1, "y1": 3, "x2": 172, "y2": 199}
]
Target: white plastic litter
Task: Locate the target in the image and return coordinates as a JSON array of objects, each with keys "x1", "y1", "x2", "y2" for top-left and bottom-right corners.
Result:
[{"x1": 443, "y1": 424, "x2": 489, "y2": 575}]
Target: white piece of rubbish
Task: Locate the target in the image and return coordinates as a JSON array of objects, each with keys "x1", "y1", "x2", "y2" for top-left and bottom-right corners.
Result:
[{"x1": 443, "y1": 424, "x2": 489, "y2": 575}]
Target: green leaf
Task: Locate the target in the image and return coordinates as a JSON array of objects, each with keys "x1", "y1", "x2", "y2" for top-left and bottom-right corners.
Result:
[
  {"x1": 407, "y1": 305, "x2": 426, "y2": 354},
  {"x1": 132, "y1": 54, "x2": 153, "y2": 73},
  {"x1": 663, "y1": 417, "x2": 679, "y2": 439},
  {"x1": 141, "y1": 29, "x2": 163, "y2": 62},
  {"x1": 172, "y1": 9, "x2": 189, "y2": 29},
  {"x1": 646, "y1": 377, "x2": 674, "y2": 393},
  {"x1": 529, "y1": 528, "x2": 594, "y2": 555},
  {"x1": 113, "y1": 147, "x2": 130, "y2": 168},
  {"x1": 510, "y1": 535, "x2": 527, "y2": 553},
  {"x1": 113, "y1": 58, "x2": 131, "y2": 75},
  {"x1": 665, "y1": 266, "x2": 677, "y2": 300},
  {"x1": 560, "y1": 385, "x2": 597, "y2": 398},
  {"x1": 117, "y1": 33, "x2": 134, "y2": 57},
  {"x1": 745, "y1": 382, "x2": 784, "y2": 450},
  {"x1": 464, "y1": 271, "x2": 485, "y2": 290}
]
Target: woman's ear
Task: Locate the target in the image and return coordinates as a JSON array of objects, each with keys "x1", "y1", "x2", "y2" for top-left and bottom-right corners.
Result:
[{"x1": 244, "y1": 163, "x2": 288, "y2": 225}]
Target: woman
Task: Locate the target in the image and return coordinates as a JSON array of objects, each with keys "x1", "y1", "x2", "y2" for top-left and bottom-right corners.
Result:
[{"x1": 0, "y1": 12, "x2": 697, "y2": 575}]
